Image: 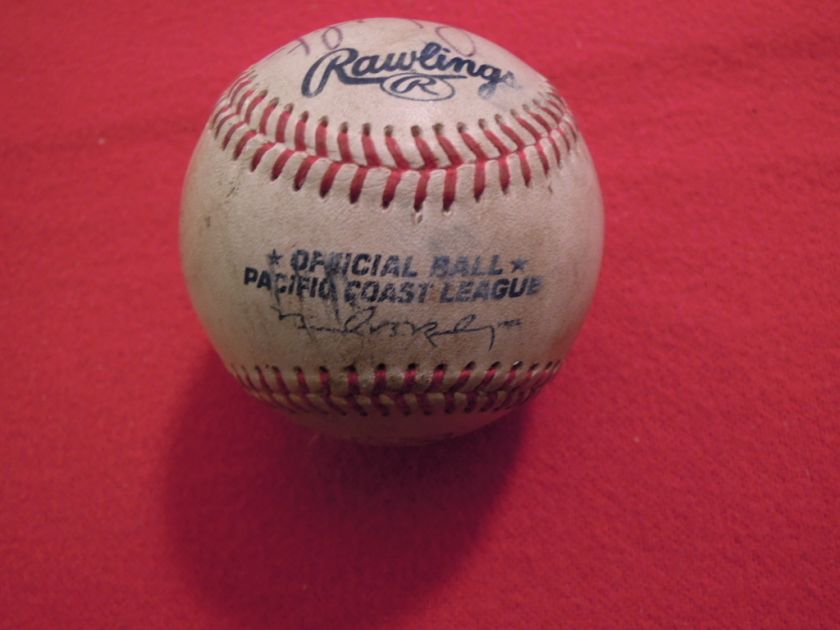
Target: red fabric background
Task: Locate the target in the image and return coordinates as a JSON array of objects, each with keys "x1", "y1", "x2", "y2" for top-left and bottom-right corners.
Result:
[{"x1": 2, "y1": 1, "x2": 838, "y2": 627}]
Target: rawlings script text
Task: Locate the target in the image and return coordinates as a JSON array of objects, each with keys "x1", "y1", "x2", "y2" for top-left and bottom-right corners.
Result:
[{"x1": 301, "y1": 42, "x2": 516, "y2": 101}]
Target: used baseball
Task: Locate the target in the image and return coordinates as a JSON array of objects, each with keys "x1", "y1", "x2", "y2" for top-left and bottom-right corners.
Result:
[{"x1": 180, "y1": 18, "x2": 603, "y2": 444}]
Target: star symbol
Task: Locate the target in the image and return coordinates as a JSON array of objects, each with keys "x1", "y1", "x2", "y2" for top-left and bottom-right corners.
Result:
[
  {"x1": 510, "y1": 257, "x2": 528, "y2": 272},
  {"x1": 267, "y1": 249, "x2": 283, "y2": 266}
]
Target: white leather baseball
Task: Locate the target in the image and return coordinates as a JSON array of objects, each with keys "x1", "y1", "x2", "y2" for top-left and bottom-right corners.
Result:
[{"x1": 180, "y1": 18, "x2": 603, "y2": 445}]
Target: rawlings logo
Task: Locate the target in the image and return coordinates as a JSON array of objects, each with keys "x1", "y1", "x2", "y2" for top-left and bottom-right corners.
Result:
[{"x1": 301, "y1": 42, "x2": 517, "y2": 101}]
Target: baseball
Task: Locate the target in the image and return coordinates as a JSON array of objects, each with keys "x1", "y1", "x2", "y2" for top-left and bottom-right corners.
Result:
[{"x1": 180, "y1": 18, "x2": 603, "y2": 445}]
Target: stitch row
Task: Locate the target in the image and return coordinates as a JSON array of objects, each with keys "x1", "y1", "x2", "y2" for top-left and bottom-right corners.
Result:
[
  {"x1": 231, "y1": 361, "x2": 562, "y2": 416},
  {"x1": 208, "y1": 70, "x2": 580, "y2": 212}
]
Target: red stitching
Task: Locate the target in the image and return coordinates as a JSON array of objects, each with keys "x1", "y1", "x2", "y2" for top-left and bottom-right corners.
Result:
[
  {"x1": 382, "y1": 170, "x2": 401, "y2": 208},
  {"x1": 458, "y1": 124, "x2": 489, "y2": 202},
  {"x1": 229, "y1": 73, "x2": 254, "y2": 101},
  {"x1": 211, "y1": 73, "x2": 253, "y2": 128},
  {"x1": 501, "y1": 364, "x2": 536, "y2": 410},
  {"x1": 318, "y1": 367, "x2": 346, "y2": 415},
  {"x1": 444, "y1": 363, "x2": 472, "y2": 413},
  {"x1": 429, "y1": 364, "x2": 447, "y2": 391},
  {"x1": 361, "y1": 124, "x2": 381, "y2": 166},
  {"x1": 513, "y1": 109, "x2": 548, "y2": 176},
  {"x1": 337, "y1": 123, "x2": 353, "y2": 161},
  {"x1": 480, "y1": 121, "x2": 511, "y2": 193},
  {"x1": 222, "y1": 121, "x2": 245, "y2": 151},
  {"x1": 211, "y1": 103, "x2": 233, "y2": 130},
  {"x1": 219, "y1": 73, "x2": 246, "y2": 102},
  {"x1": 412, "y1": 126, "x2": 438, "y2": 211},
  {"x1": 496, "y1": 115, "x2": 532, "y2": 187},
  {"x1": 258, "y1": 98, "x2": 278, "y2": 135},
  {"x1": 252, "y1": 366, "x2": 288, "y2": 412},
  {"x1": 483, "y1": 362, "x2": 521, "y2": 411},
  {"x1": 270, "y1": 365, "x2": 304, "y2": 412},
  {"x1": 435, "y1": 125, "x2": 463, "y2": 211},
  {"x1": 293, "y1": 367, "x2": 321, "y2": 412},
  {"x1": 232, "y1": 360, "x2": 558, "y2": 417},
  {"x1": 556, "y1": 126, "x2": 572, "y2": 153},
  {"x1": 383, "y1": 127, "x2": 410, "y2": 208},
  {"x1": 534, "y1": 141, "x2": 549, "y2": 175},
  {"x1": 369, "y1": 365, "x2": 391, "y2": 416},
  {"x1": 213, "y1": 111, "x2": 237, "y2": 138},
  {"x1": 524, "y1": 103, "x2": 553, "y2": 133},
  {"x1": 233, "y1": 130, "x2": 257, "y2": 160},
  {"x1": 208, "y1": 77, "x2": 579, "y2": 211},
  {"x1": 234, "y1": 89, "x2": 254, "y2": 117},
  {"x1": 384, "y1": 128, "x2": 411, "y2": 168},
  {"x1": 243, "y1": 366, "x2": 289, "y2": 411},
  {"x1": 294, "y1": 112, "x2": 308, "y2": 151},
  {"x1": 349, "y1": 167, "x2": 368, "y2": 203},
  {"x1": 548, "y1": 135, "x2": 562, "y2": 164},
  {"x1": 244, "y1": 90, "x2": 267, "y2": 124},
  {"x1": 315, "y1": 118, "x2": 329, "y2": 157},
  {"x1": 320, "y1": 162, "x2": 342, "y2": 197},
  {"x1": 535, "y1": 101, "x2": 561, "y2": 125},
  {"x1": 250, "y1": 142, "x2": 274, "y2": 171},
  {"x1": 293, "y1": 156, "x2": 317, "y2": 190},
  {"x1": 344, "y1": 367, "x2": 368, "y2": 416},
  {"x1": 522, "y1": 362, "x2": 556, "y2": 404},
  {"x1": 394, "y1": 364, "x2": 417, "y2": 415},
  {"x1": 275, "y1": 105, "x2": 293, "y2": 143},
  {"x1": 465, "y1": 362, "x2": 497, "y2": 412},
  {"x1": 271, "y1": 149, "x2": 294, "y2": 180},
  {"x1": 413, "y1": 172, "x2": 429, "y2": 212},
  {"x1": 235, "y1": 366, "x2": 255, "y2": 391}
]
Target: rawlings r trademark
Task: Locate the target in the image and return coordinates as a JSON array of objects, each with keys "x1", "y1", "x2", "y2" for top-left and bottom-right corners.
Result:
[{"x1": 301, "y1": 42, "x2": 517, "y2": 101}]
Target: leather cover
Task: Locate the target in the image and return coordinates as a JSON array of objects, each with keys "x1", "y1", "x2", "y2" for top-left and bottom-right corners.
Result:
[{"x1": 181, "y1": 19, "x2": 604, "y2": 443}]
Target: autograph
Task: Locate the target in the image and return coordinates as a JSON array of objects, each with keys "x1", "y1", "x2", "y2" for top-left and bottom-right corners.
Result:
[{"x1": 271, "y1": 303, "x2": 521, "y2": 351}]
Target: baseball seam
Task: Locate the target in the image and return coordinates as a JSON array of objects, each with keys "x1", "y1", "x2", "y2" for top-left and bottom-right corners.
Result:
[
  {"x1": 232, "y1": 360, "x2": 561, "y2": 416},
  {"x1": 208, "y1": 69, "x2": 580, "y2": 214}
]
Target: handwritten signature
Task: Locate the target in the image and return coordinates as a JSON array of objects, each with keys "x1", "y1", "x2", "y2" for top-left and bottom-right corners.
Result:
[{"x1": 270, "y1": 303, "x2": 520, "y2": 350}]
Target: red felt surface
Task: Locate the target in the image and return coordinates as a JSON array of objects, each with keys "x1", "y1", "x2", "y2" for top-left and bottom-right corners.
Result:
[{"x1": 2, "y1": 1, "x2": 839, "y2": 628}]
